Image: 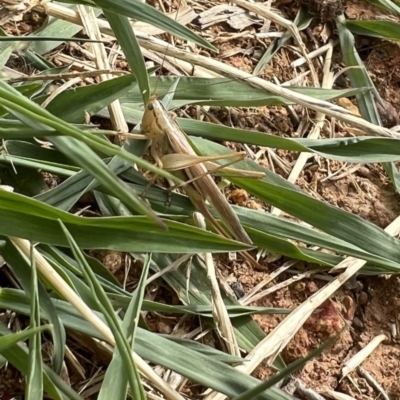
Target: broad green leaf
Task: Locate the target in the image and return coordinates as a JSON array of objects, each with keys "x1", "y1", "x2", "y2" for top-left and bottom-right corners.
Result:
[
  {"x1": 160, "y1": 336, "x2": 244, "y2": 363},
  {"x1": 122, "y1": 76, "x2": 368, "y2": 108},
  {"x1": 0, "y1": 190, "x2": 249, "y2": 253},
  {"x1": 182, "y1": 119, "x2": 400, "y2": 163}
]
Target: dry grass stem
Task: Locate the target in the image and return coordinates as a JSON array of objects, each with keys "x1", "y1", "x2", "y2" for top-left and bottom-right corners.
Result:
[
  {"x1": 357, "y1": 367, "x2": 390, "y2": 400},
  {"x1": 78, "y1": 5, "x2": 128, "y2": 135},
  {"x1": 194, "y1": 212, "x2": 240, "y2": 357},
  {"x1": 242, "y1": 269, "x2": 317, "y2": 305},
  {"x1": 239, "y1": 261, "x2": 295, "y2": 305},
  {"x1": 41, "y1": 77, "x2": 81, "y2": 108},
  {"x1": 230, "y1": 0, "x2": 319, "y2": 86},
  {"x1": 141, "y1": 40, "x2": 397, "y2": 138},
  {"x1": 291, "y1": 41, "x2": 337, "y2": 68},
  {"x1": 295, "y1": 379, "x2": 327, "y2": 400},
  {"x1": 321, "y1": 389, "x2": 356, "y2": 400},
  {"x1": 341, "y1": 334, "x2": 387, "y2": 379}
]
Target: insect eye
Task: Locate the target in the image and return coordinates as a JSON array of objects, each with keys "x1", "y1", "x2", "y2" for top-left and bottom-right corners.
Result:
[{"x1": 147, "y1": 103, "x2": 155, "y2": 111}]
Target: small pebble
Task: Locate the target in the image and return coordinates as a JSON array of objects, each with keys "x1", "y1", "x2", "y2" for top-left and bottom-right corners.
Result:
[
  {"x1": 353, "y1": 317, "x2": 364, "y2": 328},
  {"x1": 230, "y1": 282, "x2": 245, "y2": 299},
  {"x1": 357, "y1": 291, "x2": 368, "y2": 305}
]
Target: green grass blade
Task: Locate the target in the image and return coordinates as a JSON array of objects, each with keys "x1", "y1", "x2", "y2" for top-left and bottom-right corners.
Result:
[
  {"x1": 181, "y1": 119, "x2": 400, "y2": 163},
  {"x1": 34, "y1": 157, "x2": 133, "y2": 211},
  {"x1": 132, "y1": 253, "x2": 284, "y2": 369},
  {"x1": 92, "y1": 0, "x2": 216, "y2": 52},
  {"x1": 345, "y1": 20, "x2": 400, "y2": 40},
  {"x1": 336, "y1": 16, "x2": 381, "y2": 124},
  {"x1": 136, "y1": 328, "x2": 294, "y2": 400},
  {"x1": 4, "y1": 140, "x2": 74, "y2": 167},
  {"x1": 0, "y1": 237, "x2": 66, "y2": 374},
  {"x1": 98, "y1": 255, "x2": 151, "y2": 399},
  {"x1": 26, "y1": 244, "x2": 44, "y2": 400},
  {"x1": 0, "y1": 325, "x2": 49, "y2": 353},
  {"x1": 365, "y1": 0, "x2": 400, "y2": 13},
  {"x1": 110, "y1": 298, "x2": 290, "y2": 318},
  {"x1": 60, "y1": 222, "x2": 146, "y2": 399},
  {"x1": 192, "y1": 137, "x2": 400, "y2": 265},
  {"x1": 45, "y1": 74, "x2": 139, "y2": 123},
  {"x1": 0, "y1": 320, "x2": 82, "y2": 400},
  {"x1": 0, "y1": 36, "x2": 104, "y2": 42},
  {"x1": 103, "y1": 10, "x2": 150, "y2": 105},
  {"x1": 0, "y1": 190, "x2": 249, "y2": 253},
  {"x1": 122, "y1": 76, "x2": 365, "y2": 107},
  {"x1": 337, "y1": 15, "x2": 400, "y2": 192},
  {"x1": 0, "y1": 289, "x2": 292, "y2": 400}
]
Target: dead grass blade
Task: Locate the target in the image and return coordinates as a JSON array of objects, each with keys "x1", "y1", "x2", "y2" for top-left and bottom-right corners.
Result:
[{"x1": 341, "y1": 334, "x2": 387, "y2": 379}]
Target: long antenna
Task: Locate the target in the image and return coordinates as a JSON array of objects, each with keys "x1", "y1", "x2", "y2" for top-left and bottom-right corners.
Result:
[{"x1": 153, "y1": 0, "x2": 184, "y2": 97}]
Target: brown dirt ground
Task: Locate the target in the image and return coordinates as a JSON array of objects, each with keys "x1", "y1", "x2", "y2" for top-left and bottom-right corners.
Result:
[
  {"x1": 216, "y1": 1, "x2": 400, "y2": 399},
  {"x1": 1, "y1": 0, "x2": 400, "y2": 399}
]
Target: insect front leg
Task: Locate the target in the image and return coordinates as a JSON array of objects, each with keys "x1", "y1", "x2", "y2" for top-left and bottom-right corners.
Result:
[
  {"x1": 141, "y1": 139, "x2": 165, "y2": 201},
  {"x1": 148, "y1": 139, "x2": 175, "y2": 207}
]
